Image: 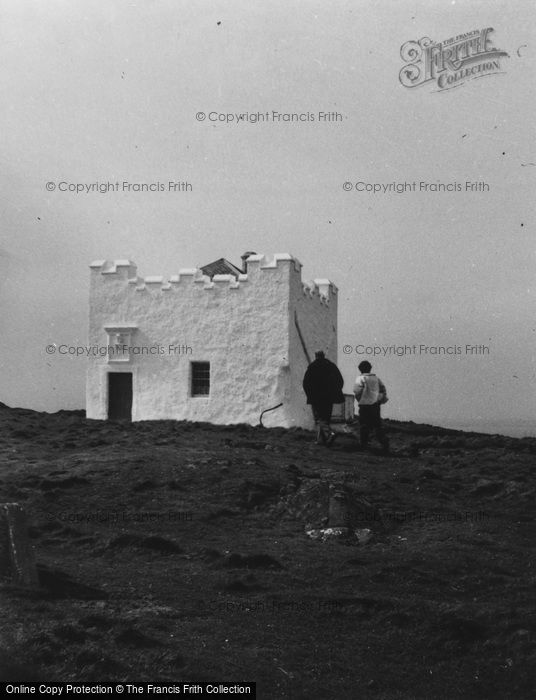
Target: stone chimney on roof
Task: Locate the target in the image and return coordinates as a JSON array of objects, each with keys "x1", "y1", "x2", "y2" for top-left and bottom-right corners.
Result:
[{"x1": 241, "y1": 251, "x2": 257, "y2": 273}]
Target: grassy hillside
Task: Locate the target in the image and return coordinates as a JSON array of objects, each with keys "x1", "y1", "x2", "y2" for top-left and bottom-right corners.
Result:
[{"x1": 0, "y1": 404, "x2": 535, "y2": 698}]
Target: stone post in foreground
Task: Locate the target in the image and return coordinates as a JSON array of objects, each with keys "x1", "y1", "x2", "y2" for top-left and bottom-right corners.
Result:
[{"x1": 0, "y1": 503, "x2": 39, "y2": 588}]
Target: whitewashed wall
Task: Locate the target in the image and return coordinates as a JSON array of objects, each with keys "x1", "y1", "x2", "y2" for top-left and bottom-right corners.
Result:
[
  {"x1": 287, "y1": 270, "x2": 338, "y2": 428},
  {"x1": 87, "y1": 254, "x2": 337, "y2": 428}
]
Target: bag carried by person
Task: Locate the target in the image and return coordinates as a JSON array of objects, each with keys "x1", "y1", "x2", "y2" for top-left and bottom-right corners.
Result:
[{"x1": 377, "y1": 380, "x2": 389, "y2": 405}]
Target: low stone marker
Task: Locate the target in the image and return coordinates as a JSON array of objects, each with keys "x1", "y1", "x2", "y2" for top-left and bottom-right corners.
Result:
[
  {"x1": 328, "y1": 486, "x2": 350, "y2": 528},
  {"x1": 0, "y1": 503, "x2": 39, "y2": 587}
]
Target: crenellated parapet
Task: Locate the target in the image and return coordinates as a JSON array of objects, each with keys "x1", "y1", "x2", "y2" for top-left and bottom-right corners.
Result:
[
  {"x1": 89, "y1": 254, "x2": 334, "y2": 297},
  {"x1": 301, "y1": 278, "x2": 338, "y2": 305},
  {"x1": 244, "y1": 253, "x2": 302, "y2": 274},
  {"x1": 89, "y1": 259, "x2": 137, "y2": 279}
]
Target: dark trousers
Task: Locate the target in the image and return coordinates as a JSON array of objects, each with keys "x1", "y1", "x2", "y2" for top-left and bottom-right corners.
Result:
[
  {"x1": 311, "y1": 401, "x2": 333, "y2": 443},
  {"x1": 359, "y1": 404, "x2": 389, "y2": 449}
]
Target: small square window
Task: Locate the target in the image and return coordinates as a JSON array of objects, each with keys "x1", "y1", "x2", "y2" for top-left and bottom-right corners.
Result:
[{"x1": 191, "y1": 362, "x2": 210, "y2": 396}]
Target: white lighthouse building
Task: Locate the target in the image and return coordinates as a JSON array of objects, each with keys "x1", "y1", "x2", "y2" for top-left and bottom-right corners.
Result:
[{"x1": 86, "y1": 253, "x2": 338, "y2": 429}]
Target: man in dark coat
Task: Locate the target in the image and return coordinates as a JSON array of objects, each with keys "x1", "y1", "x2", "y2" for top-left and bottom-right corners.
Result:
[{"x1": 303, "y1": 350, "x2": 345, "y2": 446}]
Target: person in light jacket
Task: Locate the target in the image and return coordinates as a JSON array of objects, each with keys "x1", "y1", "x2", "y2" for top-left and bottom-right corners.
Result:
[{"x1": 354, "y1": 360, "x2": 389, "y2": 452}]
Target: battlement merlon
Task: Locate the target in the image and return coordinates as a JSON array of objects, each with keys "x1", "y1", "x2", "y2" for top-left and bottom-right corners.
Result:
[
  {"x1": 314, "y1": 278, "x2": 338, "y2": 299},
  {"x1": 88, "y1": 255, "x2": 336, "y2": 294},
  {"x1": 301, "y1": 279, "x2": 338, "y2": 303},
  {"x1": 244, "y1": 253, "x2": 302, "y2": 274},
  {"x1": 90, "y1": 259, "x2": 137, "y2": 281}
]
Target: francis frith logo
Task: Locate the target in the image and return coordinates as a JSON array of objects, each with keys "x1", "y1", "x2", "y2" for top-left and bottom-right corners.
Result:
[{"x1": 399, "y1": 28, "x2": 509, "y2": 91}]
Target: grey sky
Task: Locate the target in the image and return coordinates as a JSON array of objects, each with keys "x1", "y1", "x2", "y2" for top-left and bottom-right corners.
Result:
[{"x1": 1, "y1": 0, "x2": 534, "y2": 434}]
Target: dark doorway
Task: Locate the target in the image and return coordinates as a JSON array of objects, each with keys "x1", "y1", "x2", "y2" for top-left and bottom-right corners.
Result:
[{"x1": 108, "y1": 373, "x2": 132, "y2": 421}]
